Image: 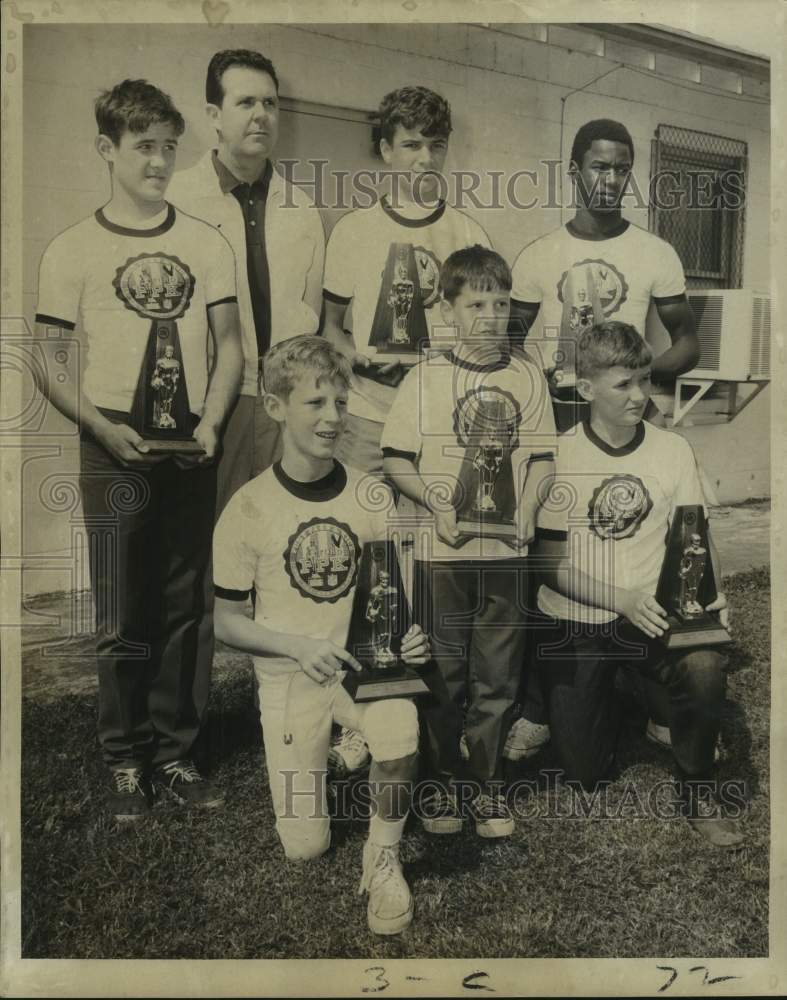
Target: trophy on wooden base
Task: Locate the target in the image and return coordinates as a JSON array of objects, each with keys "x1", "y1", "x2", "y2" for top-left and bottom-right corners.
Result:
[
  {"x1": 116, "y1": 251, "x2": 204, "y2": 455},
  {"x1": 453, "y1": 389, "x2": 519, "y2": 543},
  {"x1": 129, "y1": 321, "x2": 204, "y2": 454},
  {"x1": 654, "y1": 505, "x2": 732, "y2": 649},
  {"x1": 342, "y1": 540, "x2": 429, "y2": 703},
  {"x1": 367, "y1": 242, "x2": 430, "y2": 366}
]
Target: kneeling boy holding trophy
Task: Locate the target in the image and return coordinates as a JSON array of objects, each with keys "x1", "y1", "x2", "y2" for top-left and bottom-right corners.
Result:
[
  {"x1": 213, "y1": 336, "x2": 429, "y2": 935},
  {"x1": 534, "y1": 320, "x2": 744, "y2": 849}
]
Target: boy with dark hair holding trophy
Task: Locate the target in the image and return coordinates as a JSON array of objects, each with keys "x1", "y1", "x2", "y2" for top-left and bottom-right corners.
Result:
[
  {"x1": 212, "y1": 336, "x2": 430, "y2": 935},
  {"x1": 33, "y1": 80, "x2": 243, "y2": 818},
  {"x1": 322, "y1": 84, "x2": 492, "y2": 775},
  {"x1": 534, "y1": 320, "x2": 744, "y2": 849},
  {"x1": 382, "y1": 246, "x2": 557, "y2": 836}
]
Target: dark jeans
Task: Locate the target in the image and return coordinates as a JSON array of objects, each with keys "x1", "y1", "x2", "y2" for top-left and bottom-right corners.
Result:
[
  {"x1": 413, "y1": 559, "x2": 529, "y2": 785},
  {"x1": 79, "y1": 424, "x2": 216, "y2": 768},
  {"x1": 536, "y1": 619, "x2": 726, "y2": 788}
]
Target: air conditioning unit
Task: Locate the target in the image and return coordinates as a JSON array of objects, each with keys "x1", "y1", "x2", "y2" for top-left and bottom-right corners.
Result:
[{"x1": 685, "y1": 289, "x2": 770, "y2": 380}]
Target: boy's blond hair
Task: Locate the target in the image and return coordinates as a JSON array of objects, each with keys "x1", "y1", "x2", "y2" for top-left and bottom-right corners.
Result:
[
  {"x1": 577, "y1": 321, "x2": 653, "y2": 380},
  {"x1": 263, "y1": 335, "x2": 353, "y2": 400}
]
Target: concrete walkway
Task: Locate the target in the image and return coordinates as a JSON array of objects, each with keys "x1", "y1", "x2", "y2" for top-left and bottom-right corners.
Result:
[{"x1": 708, "y1": 500, "x2": 771, "y2": 575}]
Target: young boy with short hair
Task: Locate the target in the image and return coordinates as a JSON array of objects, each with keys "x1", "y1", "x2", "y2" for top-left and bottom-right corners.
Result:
[
  {"x1": 381, "y1": 246, "x2": 557, "y2": 836},
  {"x1": 34, "y1": 79, "x2": 243, "y2": 819},
  {"x1": 323, "y1": 84, "x2": 492, "y2": 774},
  {"x1": 213, "y1": 336, "x2": 430, "y2": 935},
  {"x1": 534, "y1": 320, "x2": 743, "y2": 849}
]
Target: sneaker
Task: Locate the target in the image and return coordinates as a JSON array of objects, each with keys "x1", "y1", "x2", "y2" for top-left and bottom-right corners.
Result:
[
  {"x1": 682, "y1": 784, "x2": 745, "y2": 850},
  {"x1": 459, "y1": 733, "x2": 469, "y2": 761},
  {"x1": 153, "y1": 759, "x2": 225, "y2": 808},
  {"x1": 646, "y1": 719, "x2": 722, "y2": 762},
  {"x1": 359, "y1": 840, "x2": 413, "y2": 935},
  {"x1": 469, "y1": 792, "x2": 515, "y2": 838},
  {"x1": 108, "y1": 766, "x2": 151, "y2": 822},
  {"x1": 420, "y1": 788, "x2": 463, "y2": 835},
  {"x1": 503, "y1": 718, "x2": 550, "y2": 761},
  {"x1": 327, "y1": 728, "x2": 370, "y2": 778}
]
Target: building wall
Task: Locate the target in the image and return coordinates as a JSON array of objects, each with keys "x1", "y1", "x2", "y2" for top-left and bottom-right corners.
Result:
[{"x1": 20, "y1": 21, "x2": 771, "y2": 596}]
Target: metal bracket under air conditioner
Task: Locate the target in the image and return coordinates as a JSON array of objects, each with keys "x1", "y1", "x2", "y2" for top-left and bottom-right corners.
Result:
[{"x1": 670, "y1": 377, "x2": 770, "y2": 427}]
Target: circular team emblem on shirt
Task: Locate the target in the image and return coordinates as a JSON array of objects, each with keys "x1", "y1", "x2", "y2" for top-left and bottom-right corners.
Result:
[
  {"x1": 285, "y1": 517, "x2": 362, "y2": 603},
  {"x1": 588, "y1": 474, "x2": 653, "y2": 540},
  {"x1": 113, "y1": 252, "x2": 195, "y2": 320},
  {"x1": 557, "y1": 258, "x2": 629, "y2": 326},
  {"x1": 452, "y1": 386, "x2": 521, "y2": 449}
]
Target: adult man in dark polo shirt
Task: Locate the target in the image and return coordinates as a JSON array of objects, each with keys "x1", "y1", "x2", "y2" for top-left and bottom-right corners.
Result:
[{"x1": 169, "y1": 49, "x2": 325, "y2": 515}]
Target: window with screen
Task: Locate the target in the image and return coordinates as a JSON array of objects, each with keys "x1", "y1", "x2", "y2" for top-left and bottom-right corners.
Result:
[{"x1": 649, "y1": 125, "x2": 747, "y2": 289}]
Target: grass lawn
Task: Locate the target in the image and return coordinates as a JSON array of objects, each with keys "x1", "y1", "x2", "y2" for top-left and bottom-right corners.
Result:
[{"x1": 21, "y1": 567, "x2": 770, "y2": 960}]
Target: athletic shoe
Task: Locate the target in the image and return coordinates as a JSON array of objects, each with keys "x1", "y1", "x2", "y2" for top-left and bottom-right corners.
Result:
[
  {"x1": 153, "y1": 759, "x2": 225, "y2": 808},
  {"x1": 646, "y1": 719, "x2": 722, "y2": 762},
  {"x1": 503, "y1": 718, "x2": 551, "y2": 761},
  {"x1": 459, "y1": 733, "x2": 470, "y2": 761},
  {"x1": 469, "y1": 792, "x2": 515, "y2": 838},
  {"x1": 108, "y1": 766, "x2": 151, "y2": 822},
  {"x1": 682, "y1": 785, "x2": 745, "y2": 850},
  {"x1": 359, "y1": 840, "x2": 413, "y2": 935},
  {"x1": 420, "y1": 788, "x2": 463, "y2": 835},
  {"x1": 327, "y1": 727, "x2": 370, "y2": 777}
]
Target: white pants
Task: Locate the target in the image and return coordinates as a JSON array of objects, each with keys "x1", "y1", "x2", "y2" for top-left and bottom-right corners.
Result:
[{"x1": 255, "y1": 667, "x2": 419, "y2": 860}]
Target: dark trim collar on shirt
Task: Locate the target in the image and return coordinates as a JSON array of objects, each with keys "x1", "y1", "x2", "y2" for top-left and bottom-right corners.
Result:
[
  {"x1": 380, "y1": 194, "x2": 446, "y2": 228},
  {"x1": 448, "y1": 349, "x2": 511, "y2": 373},
  {"x1": 273, "y1": 460, "x2": 347, "y2": 501},
  {"x1": 95, "y1": 203, "x2": 176, "y2": 237},
  {"x1": 212, "y1": 149, "x2": 273, "y2": 196},
  {"x1": 582, "y1": 418, "x2": 645, "y2": 456},
  {"x1": 565, "y1": 218, "x2": 630, "y2": 241}
]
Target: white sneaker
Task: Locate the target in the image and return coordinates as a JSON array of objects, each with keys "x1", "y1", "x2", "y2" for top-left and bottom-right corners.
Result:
[
  {"x1": 646, "y1": 719, "x2": 722, "y2": 762},
  {"x1": 359, "y1": 840, "x2": 413, "y2": 935},
  {"x1": 503, "y1": 718, "x2": 550, "y2": 761},
  {"x1": 459, "y1": 733, "x2": 469, "y2": 761},
  {"x1": 328, "y1": 727, "x2": 370, "y2": 777},
  {"x1": 469, "y1": 793, "x2": 515, "y2": 838}
]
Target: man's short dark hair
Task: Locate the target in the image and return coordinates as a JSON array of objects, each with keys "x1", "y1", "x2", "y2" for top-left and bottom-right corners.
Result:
[
  {"x1": 570, "y1": 119, "x2": 634, "y2": 169},
  {"x1": 440, "y1": 245, "x2": 512, "y2": 303},
  {"x1": 95, "y1": 79, "x2": 185, "y2": 146},
  {"x1": 577, "y1": 321, "x2": 652, "y2": 380},
  {"x1": 378, "y1": 86, "x2": 452, "y2": 146},
  {"x1": 206, "y1": 49, "x2": 279, "y2": 106}
]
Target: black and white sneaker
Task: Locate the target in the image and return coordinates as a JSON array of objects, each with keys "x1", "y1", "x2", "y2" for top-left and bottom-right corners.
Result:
[
  {"x1": 153, "y1": 759, "x2": 225, "y2": 809},
  {"x1": 108, "y1": 766, "x2": 152, "y2": 822},
  {"x1": 469, "y1": 792, "x2": 515, "y2": 838}
]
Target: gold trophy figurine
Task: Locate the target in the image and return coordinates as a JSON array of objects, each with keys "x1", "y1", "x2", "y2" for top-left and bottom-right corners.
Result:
[
  {"x1": 150, "y1": 345, "x2": 181, "y2": 430},
  {"x1": 678, "y1": 532, "x2": 707, "y2": 619},
  {"x1": 365, "y1": 570, "x2": 398, "y2": 666},
  {"x1": 473, "y1": 436, "x2": 505, "y2": 514},
  {"x1": 388, "y1": 255, "x2": 415, "y2": 345}
]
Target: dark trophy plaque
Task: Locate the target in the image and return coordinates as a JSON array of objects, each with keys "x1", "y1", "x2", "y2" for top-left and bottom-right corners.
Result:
[
  {"x1": 343, "y1": 540, "x2": 429, "y2": 703},
  {"x1": 655, "y1": 505, "x2": 732, "y2": 649},
  {"x1": 115, "y1": 251, "x2": 204, "y2": 456},
  {"x1": 129, "y1": 321, "x2": 203, "y2": 454},
  {"x1": 453, "y1": 390, "x2": 518, "y2": 543},
  {"x1": 368, "y1": 242, "x2": 430, "y2": 364}
]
